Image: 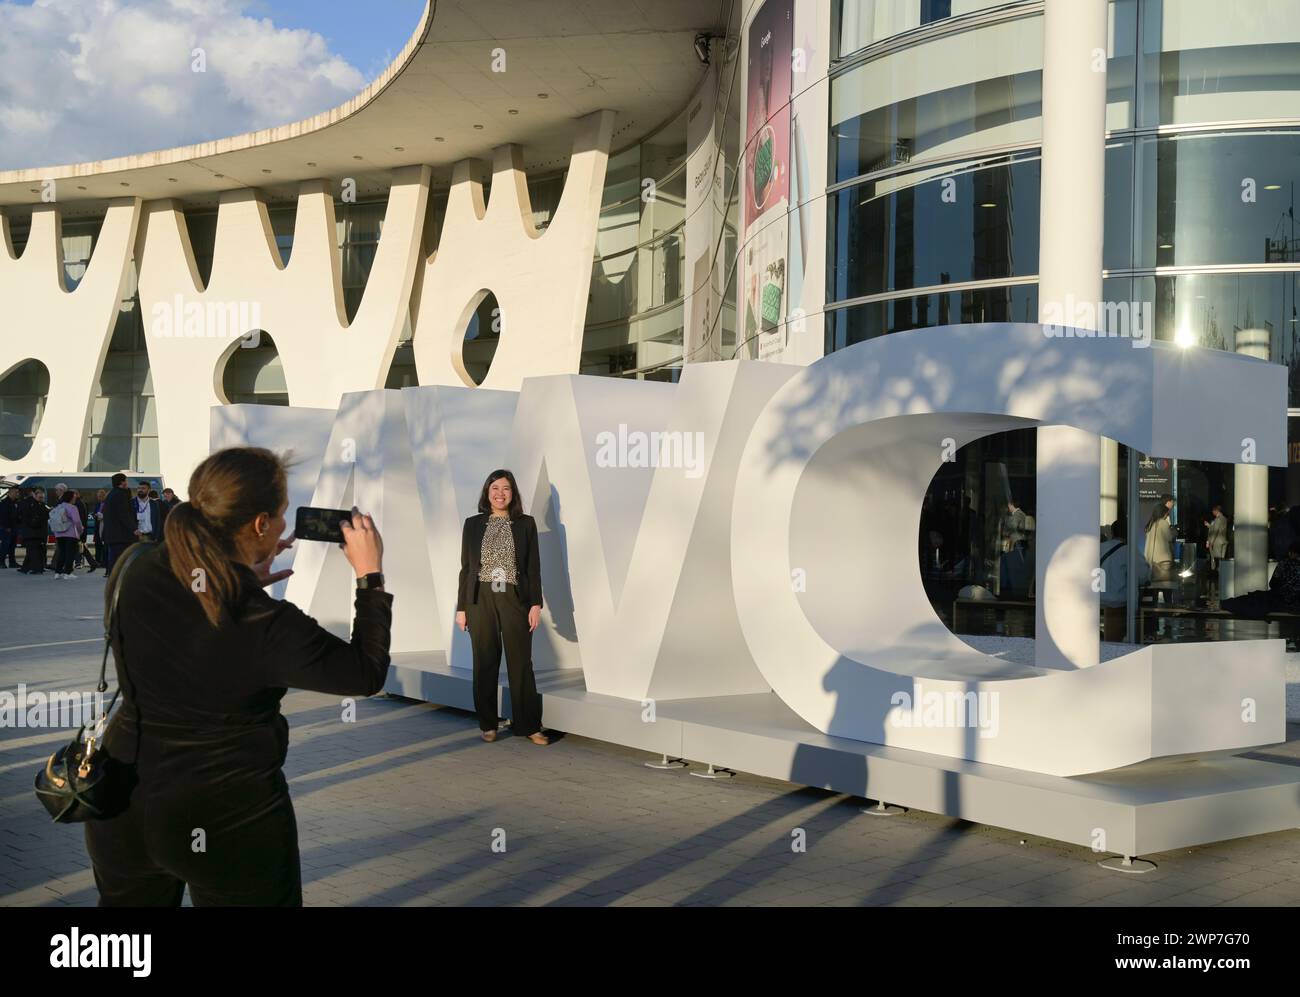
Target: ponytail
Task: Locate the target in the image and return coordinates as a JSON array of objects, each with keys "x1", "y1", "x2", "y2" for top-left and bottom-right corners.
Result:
[
  {"x1": 165, "y1": 502, "x2": 242, "y2": 626},
  {"x1": 164, "y1": 446, "x2": 289, "y2": 627}
]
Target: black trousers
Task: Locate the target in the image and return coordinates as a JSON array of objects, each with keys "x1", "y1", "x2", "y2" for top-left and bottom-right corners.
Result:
[
  {"x1": 53, "y1": 537, "x2": 78, "y2": 574},
  {"x1": 21, "y1": 537, "x2": 45, "y2": 573},
  {"x1": 84, "y1": 728, "x2": 303, "y2": 907},
  {"x1": 104, "y1": 540, "x2": 132, "y2": 574},
  {"x1": 467, "y1": 583, "x2": 543, "y2": 736}
]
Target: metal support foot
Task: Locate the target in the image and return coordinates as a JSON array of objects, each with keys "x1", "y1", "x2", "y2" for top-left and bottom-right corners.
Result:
[
  {"x1": 860, "y1": 800, "x2": 906, "y2": 816},
  {"x1": 1097, "y1": 854, "x2": 1157, "y2": 874},
  {"x1": 644, "y1": 753, "x2": 688, "y2": 770},
  {"x1": 690, "y1": 762, "x2": 735, "y2": 780}
]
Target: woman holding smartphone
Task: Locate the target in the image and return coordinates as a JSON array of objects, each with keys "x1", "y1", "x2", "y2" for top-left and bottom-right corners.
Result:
[
  {"x1": 455, "y1": 469, "x2": 549, "y2": 745},
  {"x1": 84, "y1": 446, "x2": 392, "y2": 906}
]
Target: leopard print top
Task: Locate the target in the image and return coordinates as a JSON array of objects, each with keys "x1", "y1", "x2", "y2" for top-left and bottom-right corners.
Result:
[{"x1": 478, "y1": 515, "x2": 518, "y2": 586}]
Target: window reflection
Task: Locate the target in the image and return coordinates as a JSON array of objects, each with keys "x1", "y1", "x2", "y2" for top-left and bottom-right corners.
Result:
[
  {"x1": 830, "y1": 157, "x2": 1040, "y2": 301},
  {"x1": 827, "y1": 283, "x2": 1037, "y2": 352},
  {"x1": 1137, "y1": 0, "x2": 1300, "y2": 127},
  {"x1": 1137, "y1": 130, "x2": 1300, "y2": 268}
]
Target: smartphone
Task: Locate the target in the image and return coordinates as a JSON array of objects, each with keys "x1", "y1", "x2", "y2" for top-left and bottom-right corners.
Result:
[{"x1": 295, "y1": 506, "x2": 351, "y2": 544}]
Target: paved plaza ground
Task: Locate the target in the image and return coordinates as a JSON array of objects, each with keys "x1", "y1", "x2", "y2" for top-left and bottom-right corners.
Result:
[{"x1": 4, "y1": 567, "x2": 1300, "y2": 907}]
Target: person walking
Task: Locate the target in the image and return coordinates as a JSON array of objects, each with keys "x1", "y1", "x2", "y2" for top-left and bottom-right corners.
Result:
[
  {"x1": 1144, "y1": 494, "x2": 1177, "y2": 583},
  {"x1": 0, "y1": 485, "x2": 19, "y2": 569},
  {"x1": 83, "y1": 446, "x2": 393, "y2": 907},
  {"x1": 455, "y1": 469, "x2": 549, "y2": 745},
  {"x1": 92, "y1": 488, "x2": 108, "y2": 571},
  {"x1": 70, "y1": 489, "x2": 99, "y2": 571},
  {"x1": 101, "y1": 473, "x2": 137, "y2": 573},
  {"x1": 70, "y1": 489, "x2": 89, "y2": 569},
  {"x1": 49, "y1": 492, "x2": 83, "y2": 579},
  {"x1": 18, "y1": 487, "x2": 49, "y2": 574}
]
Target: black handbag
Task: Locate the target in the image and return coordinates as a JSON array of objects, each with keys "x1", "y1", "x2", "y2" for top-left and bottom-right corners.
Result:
[{"x1": 34, "y1": 545, "x2": 147, "y2": 822}]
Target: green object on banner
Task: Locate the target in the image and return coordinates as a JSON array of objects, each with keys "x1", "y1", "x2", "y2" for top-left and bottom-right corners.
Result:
[
  {"x1": 754, "y1": 137, "x2": 773, "y2": 193},
  {"x1": 761, "y1": 282, "x2": 782, "y2": 327}
]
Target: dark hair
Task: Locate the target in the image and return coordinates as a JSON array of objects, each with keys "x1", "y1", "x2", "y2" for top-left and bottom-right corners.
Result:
[
  {"x1": 477, "y1": 469, "x2": 524, "y2": 519},
  {"x1": 111, "y1": 473, "x2": 127, "y2": 488},
  {"x1": 1146, "y1": 494, "x2": 1173, "y2": 530},
  {"x1": 60, "y1": 491, "x2": 75, "y2": 504},
  {"x1": 149, "y1": 490, "x2": 159, "y2": 499},
  {"x1": 151, "y1": 447, "x2": 289, "y2": 627}
]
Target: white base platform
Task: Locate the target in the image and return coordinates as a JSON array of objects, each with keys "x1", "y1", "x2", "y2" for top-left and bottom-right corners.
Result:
[{"x1": 384, "y1": 654, "x2": 1300, "y2": 858}]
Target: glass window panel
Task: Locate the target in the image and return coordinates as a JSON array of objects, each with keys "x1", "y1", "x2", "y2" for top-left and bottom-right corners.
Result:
[
  {"x1": 831, "y1": 16, "x2": 1044, "y2": 181},
  {"x1": 829, "y1": 155, "x2": 1040, "y2": 302},
  {"x1": 1138, "y1": 0, "x2": 1300, "y2": 128},
  {"x1": 1103, "y1": 139, "x2": 1135, "y2": 270},
  {"x1": 827, "y1": 282, "x2": 1038, "y2": 353},
  {"x1": 135, "y1": 437, "x2": 160, "y2": 474},
  {"x1": 86, "y1": 436, "x2": 134, "y2": 473},
  {"x1": 136, "y1": 395, "x2": 158, "y2": 435},
  {"x1": 836, "y1": 0, "x2": 1029, "y2": 56},
  {"x1": 1135, "y1": 130, "x2": 1300, "y2": 267},
  {"x1": 91, "y1": 395, "x2": 133, "y2": 436}
]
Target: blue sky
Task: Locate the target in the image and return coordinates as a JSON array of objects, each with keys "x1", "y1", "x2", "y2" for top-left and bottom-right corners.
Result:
[
  {"x1": 0, "y1": 0, "x2": 428, "y2": 169},
  {"x1": 240, "y1": 0, "x2": 427, "y2": 79}
]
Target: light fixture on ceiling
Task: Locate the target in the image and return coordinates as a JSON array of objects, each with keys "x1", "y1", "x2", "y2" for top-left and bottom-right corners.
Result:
[
  {"x1": 694, "y1": 33, "x2": 711, "y2": 66},
  {"x1": 980, "y1": 202, "x2": 996, "y2": 208},
  {"x1": 1159, "y1": 242, "x2": 1173, "y2": 249},
  {"x1": 536, "y1": 92, "x2": 548, "y2": 99},
  {"x1": 474, "y1": 124, "x2": 484, "y2": 129},
  {"x1": 508, "y1": 109, "x2": 519, "y2": 115},
  {"x1": 1265, "y1": 183, "x2": 1282, "y2": 190}
]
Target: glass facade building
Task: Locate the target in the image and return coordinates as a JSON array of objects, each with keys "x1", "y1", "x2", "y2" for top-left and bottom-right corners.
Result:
[{"x1": 826, "y1": 0, "x2": 1300, "y2": 640}]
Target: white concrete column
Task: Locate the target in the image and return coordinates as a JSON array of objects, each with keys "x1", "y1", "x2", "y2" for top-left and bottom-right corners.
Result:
[
  {"x1": 1100, "y1": 437, "x2": 1119, "y2": 529},
  {"x1": 1235, "y1": 327, "x2": 1272, "y2": 593},
  {"x1": 1035, "y1": 0, "x2": 1109, "y2": 669}
]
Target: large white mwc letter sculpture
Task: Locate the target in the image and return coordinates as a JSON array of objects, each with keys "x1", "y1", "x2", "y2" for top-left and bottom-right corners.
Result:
[{"x1": 216, "y1": 321, "x2": 1288, "y2": 779}]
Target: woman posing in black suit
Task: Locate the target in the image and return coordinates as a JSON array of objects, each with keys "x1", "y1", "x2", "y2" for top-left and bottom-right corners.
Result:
[
  {"x1": 455, "y1": 469, "x2": 549, "y2": 745},
  {"x1": 84, "y1": 446, "x2": 392, "y2": 906}
]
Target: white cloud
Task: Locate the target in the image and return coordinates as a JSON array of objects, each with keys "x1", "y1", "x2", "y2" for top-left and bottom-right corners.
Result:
[{"x1": 0, "y1": 0, "x2": 367, "y2": 169}]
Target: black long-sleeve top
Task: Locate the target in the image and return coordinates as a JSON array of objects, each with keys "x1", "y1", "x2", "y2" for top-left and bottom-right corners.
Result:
[{"x1": 102, "y1": 541, "x2": 393, "y2": 775}]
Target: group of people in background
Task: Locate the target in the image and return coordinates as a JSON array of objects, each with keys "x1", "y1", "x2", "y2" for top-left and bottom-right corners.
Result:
[{"x1": 0, "y1": 475, "x2": 179, "y2": 577}]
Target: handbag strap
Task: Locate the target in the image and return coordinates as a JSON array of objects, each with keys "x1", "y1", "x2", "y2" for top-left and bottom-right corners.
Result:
[{"x1": 87, "y1": 543, "x2": 151, "y2": 731}]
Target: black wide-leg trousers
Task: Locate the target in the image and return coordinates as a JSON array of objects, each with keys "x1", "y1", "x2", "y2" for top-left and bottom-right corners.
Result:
[{"x1": 467, "y1": 583, "x2": 543, "y2": 736}]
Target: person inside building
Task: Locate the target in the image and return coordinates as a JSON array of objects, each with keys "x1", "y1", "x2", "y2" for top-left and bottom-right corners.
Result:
[{"x1": 1099, "y1": 517, "x2": 1150, "y2": 642}]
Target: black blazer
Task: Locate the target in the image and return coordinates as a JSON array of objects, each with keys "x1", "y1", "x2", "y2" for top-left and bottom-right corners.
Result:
[
  {"x1": 101, "y1": 487, "x2": 137, "y2": 544},
  {"x1": 457, "y1": 513, "x2": 543, "y2": 611},
  {"x1": 102, "y1": 541, "x2": 394, "y2": 774}
]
